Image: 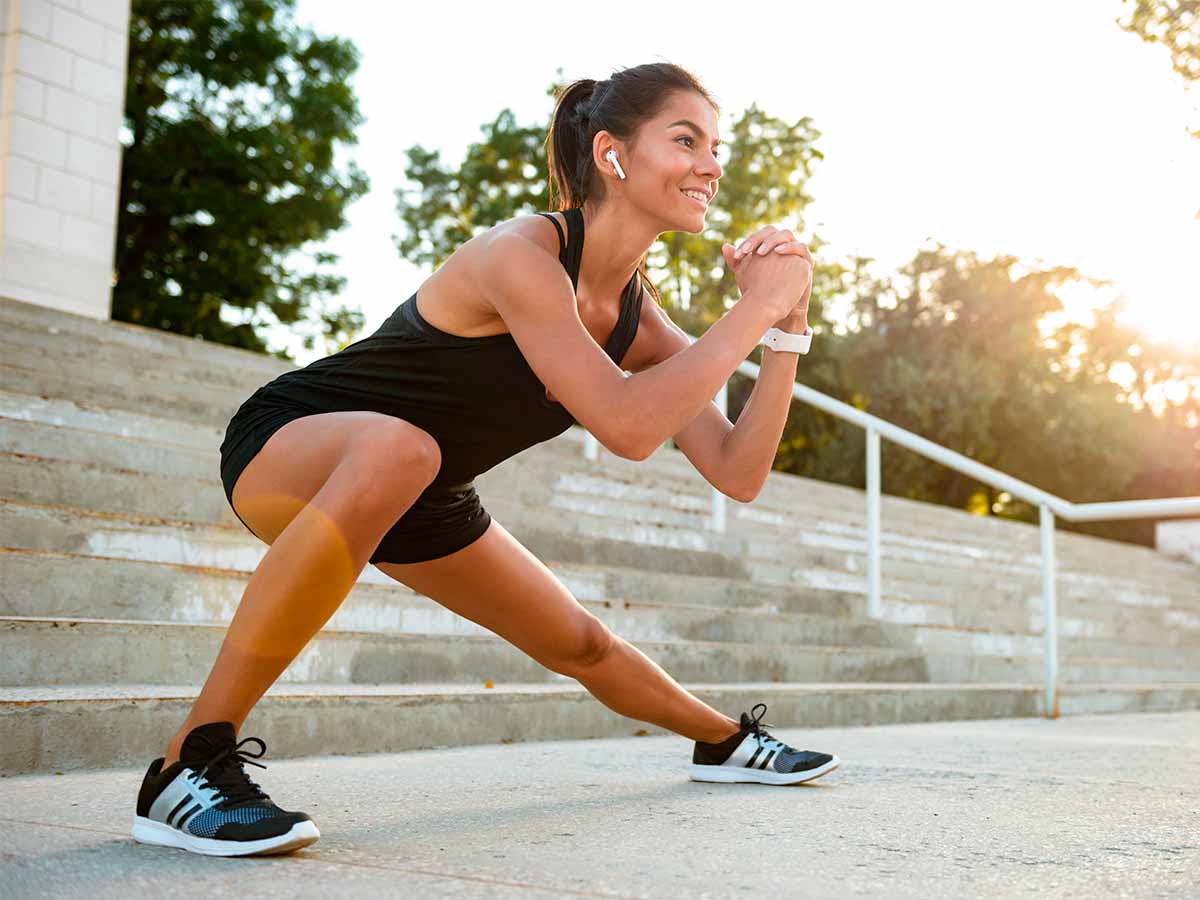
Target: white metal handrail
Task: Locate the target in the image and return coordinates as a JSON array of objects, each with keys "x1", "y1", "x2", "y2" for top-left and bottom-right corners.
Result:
[{"x1": 581, "y1": 338, "x2": 1200, "y2": 718}]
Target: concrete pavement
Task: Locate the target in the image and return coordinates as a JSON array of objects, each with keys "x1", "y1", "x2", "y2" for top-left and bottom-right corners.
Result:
[{"x1": 1, "y1": 710, "x2": 1196, "y2": 899}]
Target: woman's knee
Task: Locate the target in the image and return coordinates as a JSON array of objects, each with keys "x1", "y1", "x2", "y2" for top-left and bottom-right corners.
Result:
[
  {"x1": 326, "y1": 422, "x2": 442, "y2": 522},
  {"x1": 554, "y1": 615, "x2": 618, "y2": 675},
  {"x1": 350, "y1": 422, "x2": 442, "y2": 486}
]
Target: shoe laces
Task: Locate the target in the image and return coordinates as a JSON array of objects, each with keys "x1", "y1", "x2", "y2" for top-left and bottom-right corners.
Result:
[
  {"x1": 187, "y1": 736, "x2": 273, "y2": 809},
  {"x1": 745, "y1": 703, "x2": 799, "y2": 755}
]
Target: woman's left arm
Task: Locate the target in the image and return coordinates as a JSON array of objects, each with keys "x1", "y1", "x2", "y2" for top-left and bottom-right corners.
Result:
[
  {"x1": 628, "y1": 235, "x2": 811, "y2": 502},
  {"x1": 717, "y1": 309, "x2": 808, "y2": 501},
  {"x1": 717, "y1": 232, "x2": 813, "y2": 501}
]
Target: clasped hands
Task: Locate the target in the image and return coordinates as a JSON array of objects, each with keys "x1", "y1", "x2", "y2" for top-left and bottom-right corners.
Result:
[{"x1": 721, "y1": 225, "x2": 812, "y2": 331}]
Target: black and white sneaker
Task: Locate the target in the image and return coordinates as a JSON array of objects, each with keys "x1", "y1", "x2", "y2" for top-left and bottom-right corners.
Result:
[
  {"x1": 689, "y1": 703, "x2": 840, "y2": 785},
  {"x1": 132, "y1": 721, "x2": 320, "y2": 856}
]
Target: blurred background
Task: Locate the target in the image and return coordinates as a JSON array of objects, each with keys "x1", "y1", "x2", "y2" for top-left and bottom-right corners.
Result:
[{"x1": 111, "y1": 0, "x2": 1199, "y2": 546}]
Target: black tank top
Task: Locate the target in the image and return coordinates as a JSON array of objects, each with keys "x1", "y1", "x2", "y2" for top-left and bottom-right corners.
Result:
[{"x1": 247, "y1": 207, "x2": 643, "y2": 488}]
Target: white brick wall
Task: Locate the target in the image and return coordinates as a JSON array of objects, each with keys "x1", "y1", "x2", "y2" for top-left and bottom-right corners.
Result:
[
  {"x1": 0, "y1": 237, "x2": 111, "y2": 315},
  {"x1": 72, "y1": 52, "x2": 120, "y2": 101},
  {"x1": 15, "y1": 0, "x2": 52, "y2": 41},
  {"x1": 0, "y1": 0, "x2": 130, "y2": 320},
  {"x1": 37, "y1": 164, "x2": 89, "y2": 215},
  {"x1": 89, "y1": 177, "x2": 115, "y2": 216},
  {"x1": 1, "y1": 153, "x2": 38, "y2": 200},
  {"x1": 9, "y1": 114, "x2": 69, "y2": 166},
  {"x1": 10, "y1": 72, "x2": 46, "y2": 116},
  {"x1": 45, "y1": 82, "x2": 100, "y2": 135},
  {"x1": 65, "y1": 131, "x2": 117, "y2": 182},
  {"x1": 51, "y1": 5, "x2": 104, "y2": 60},
  {"x1": 13, "y1": 34, "x2": 73, "y2": 87}
]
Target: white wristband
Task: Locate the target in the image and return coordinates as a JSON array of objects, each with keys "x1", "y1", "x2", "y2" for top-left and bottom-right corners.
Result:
[{"x1": 761, "y1": 325, "x2": 813, "y2": 355}]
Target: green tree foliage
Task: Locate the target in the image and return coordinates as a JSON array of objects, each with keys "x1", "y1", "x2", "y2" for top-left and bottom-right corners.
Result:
[
  {"x1": 394, "y1": 107, "x2": 549, "y2": 268},
  {"x1": 115, "y1": 0, "x2": 369, "y2": 358},
  {"x1": 392, "y1": 71, "x2": 1198, "y2": 546},
  {"x1": 790, "y1": 248, "x2": 1198, "y2": 545}
]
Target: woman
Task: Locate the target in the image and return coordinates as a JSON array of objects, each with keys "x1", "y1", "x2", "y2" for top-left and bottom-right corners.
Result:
[{"x1": 131, "y1": 62, "x2": 837, "y2": 858}]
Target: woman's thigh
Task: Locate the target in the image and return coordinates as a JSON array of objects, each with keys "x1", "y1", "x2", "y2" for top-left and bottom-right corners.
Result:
[
  {"x1": 230, "y1": 410, "x2": 440, "y2": 546},
  {"x1": 374, "y1": 518, "x2": 614, "y2": 676}
]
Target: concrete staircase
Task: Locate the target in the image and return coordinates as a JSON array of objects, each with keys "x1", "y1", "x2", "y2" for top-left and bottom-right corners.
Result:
[{"x1": 3, "y1": 295, "x2": 1199, "y2": 775}]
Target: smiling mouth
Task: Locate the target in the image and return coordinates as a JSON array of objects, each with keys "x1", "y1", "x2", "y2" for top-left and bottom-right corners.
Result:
[{"x1": 681, "y1": 191, "x2": 708, "y2": 210}]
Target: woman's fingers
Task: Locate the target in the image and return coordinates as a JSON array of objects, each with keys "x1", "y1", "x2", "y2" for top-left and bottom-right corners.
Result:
[
  {"x1": 771, "y1": 241, "x2": 811, "y2": 263},
  {"x1": 754, "y1": 229, "x2": 798, "y2": 255},
  {"x1": 733, "y1": 225, "x2": 778, "y2": 259},
  {"x1": 734, "y1": 227, "x2": 813, "y2": 260}
]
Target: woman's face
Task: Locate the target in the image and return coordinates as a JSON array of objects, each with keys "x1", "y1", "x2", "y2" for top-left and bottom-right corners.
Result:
[{"x1": 619, "y1": 91, "x2": 723, "y2": 233}]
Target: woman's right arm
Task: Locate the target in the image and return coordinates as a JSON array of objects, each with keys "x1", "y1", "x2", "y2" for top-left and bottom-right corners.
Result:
[{"x1": 476, "y1": 231, "x2": 801, "y2": 460}]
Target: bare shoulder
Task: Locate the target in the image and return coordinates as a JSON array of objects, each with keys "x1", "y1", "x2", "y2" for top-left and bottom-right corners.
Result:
[
  {"x1": 464, "y1": 212, "x2": 570, "y2": 301},
  {"x1": 415, "y1": 212, "x2": 567, "y2": 338},
  {"x1": 476, "y1": 212, "x2": 563, "y2": 260}
]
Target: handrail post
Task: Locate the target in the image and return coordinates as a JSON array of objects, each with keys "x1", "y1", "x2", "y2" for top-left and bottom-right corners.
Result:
[
  {"x1": 710, "y1": 379, "x2": 728, "y2": 532},
  {"x1": 866, "y1": 427, "x2": 881, "y2": 619},
  {"x1": 1040, "y1": 504, "x2": 1059, "y2": 718}
]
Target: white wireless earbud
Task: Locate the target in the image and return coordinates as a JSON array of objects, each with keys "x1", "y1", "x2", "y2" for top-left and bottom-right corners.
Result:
[{"x1": 605, "y1": 150, "x2": 626, "y2": 180}]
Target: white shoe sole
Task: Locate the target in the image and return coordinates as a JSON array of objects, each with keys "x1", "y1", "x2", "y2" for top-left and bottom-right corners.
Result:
[
  {"x1": 688, "y1": 754, "x2": 840, "y2": 785},
  {"x1": 131, "y1": 816, "x2": 320, "y2": 856}
]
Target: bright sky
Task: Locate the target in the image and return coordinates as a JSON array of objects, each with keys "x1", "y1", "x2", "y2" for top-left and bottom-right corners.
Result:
[{"x1": 276, "y1": 0, "x2": 1200, "y2": 389}]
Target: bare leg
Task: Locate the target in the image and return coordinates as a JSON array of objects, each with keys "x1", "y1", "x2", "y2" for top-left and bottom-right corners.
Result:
[
  {"x1": 164, "y1": 415, "x2": 441, "y2": 767},
  {"x1": 375, "y1": 520, "x2": 743, "y2": 748},
  {"x1": 567, "y1": 636, "x2": 741, "y2": 744}
]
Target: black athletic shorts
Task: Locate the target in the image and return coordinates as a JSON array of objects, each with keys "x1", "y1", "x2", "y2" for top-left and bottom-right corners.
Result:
[{"x1": 218, "y1": 395, "x2": 493, "y2": 565}]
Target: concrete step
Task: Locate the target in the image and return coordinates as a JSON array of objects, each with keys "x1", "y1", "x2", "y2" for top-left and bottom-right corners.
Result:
[
  {"x1": 0, "y1": 548, "x2": 885, "y2": 642},
  {"x1": 0, "y1": 295, "x2": 293, "y2": 380},
  {"x1": 903, "y1": 620, "x2": 1200, "y2": 666},
  {"x1": 530, "y1": 438, "x2": 1196, "y2": 583},
  {"x1": 5, "y1": 439, "x2": 1196, "y2": 620},
  {"x1": 6, "y1": 615, "x2": 1199, "y2": 690},
  {"x1": 0, "y1": 387, "x2": 223, "y2": 449},
  {"x1": 0, "y1": 359, "x2": 238, "y2": 425},
  {"x1": 479, "y1": 496, "x2": 1200, "y2": 619},
  {"x1": 4, "y1": 496, "x2": 1195, "y2": 649},
  {"x1": 0, "y1": 341, "x2": 257, "y2": 415},
  {"x1": 0, "y1": 448, "x2": 237, "y2": 527},
  {"x1": 534, "y1": 485, "x2": 1200, "y2": 602},
  {"x1": 5, "y1": 680, "x2": 1199, "y2": 775},
  {"x1": 739, "y1": 544, "x2": 1200, "y2": 623},
  {"x1": 891, "y1": 615, "x2": 1200, "y2": 665},
  {"x1": 5, "y1": 541, "x2": 1195, "y2": 671},
  {"x1": 519, "y1": 460, "x2": 1200, "y2": 591},
  {"x1": 4, "y1": 491, "x2": 1191, "y2": 664},
  {"x1": 0, "y1": 506, "x2": 853, "y2": 620},
  {"x1": 7, "y1": 390, "x2": 1185, "y2": 596},
  {"x1": 6, "y1": 385, "x2": 1184, "y2": 591},
  {"x1": 0, "y1": 616, "x2": 935, "y2": 687},
  {"x1": 2, "y1": 356, "x2": 1177, "y2": 584},
  {"x1": 925, "y1": 652, "x2": 1200, "y2": 683},
  {"x1": 0, "y1": 491, "x2": 753, "y2": 581},
  {"x1": 1, "y1": 416, "x2": 215, "y2": 481},
  {"x1": 0, "y1": 318, "x2": 282, "y2": 393}
]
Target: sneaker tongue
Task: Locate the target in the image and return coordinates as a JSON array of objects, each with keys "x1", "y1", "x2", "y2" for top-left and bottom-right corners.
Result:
[
  {"x1": 180, "y1": 721, "x2": 237, "y2": 766},
  {"x1": 739, "y1": 712, "x2": 754, "y2": 730}
]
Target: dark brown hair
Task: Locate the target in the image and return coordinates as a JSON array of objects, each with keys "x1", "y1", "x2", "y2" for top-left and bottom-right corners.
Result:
[{"x1": 545, "y1": 63, "x2": 719, "y2": 306}]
